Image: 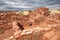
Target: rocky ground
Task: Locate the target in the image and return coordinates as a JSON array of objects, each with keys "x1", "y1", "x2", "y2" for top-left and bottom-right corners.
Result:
[{"x1": 0, "y1": 7, "x2": 60, "y2": 40}]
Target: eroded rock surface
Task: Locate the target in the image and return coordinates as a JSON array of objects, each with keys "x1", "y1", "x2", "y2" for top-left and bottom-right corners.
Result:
[{"x1": 0, "y1": 7, "x2": 60, "y2": 40}]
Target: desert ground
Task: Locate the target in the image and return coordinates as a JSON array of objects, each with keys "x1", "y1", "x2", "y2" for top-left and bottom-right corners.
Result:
[{"x1": 0, "y1": 7, "x2": 60, "y2": 40}]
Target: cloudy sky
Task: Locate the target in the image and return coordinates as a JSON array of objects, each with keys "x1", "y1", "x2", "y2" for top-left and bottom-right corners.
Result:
[{"x1": 0, "y1": 0, "x2": 60, "y2": 10}]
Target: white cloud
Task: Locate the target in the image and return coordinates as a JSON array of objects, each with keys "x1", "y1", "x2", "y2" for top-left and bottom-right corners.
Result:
[
  {"x1": 5, "y1": 1, "x2": 18, "y2": 5},
  {"x1": 0, "y1": 0, "x2": 60, "y2": 10},
  {"x1": 12, "y1": 5, "x2": 32, "y2": 8}
]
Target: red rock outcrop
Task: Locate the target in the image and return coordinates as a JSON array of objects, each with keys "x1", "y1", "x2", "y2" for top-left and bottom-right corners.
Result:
[{"x1": 0, "y1": 7, "x2": 60, "y2": 40}]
